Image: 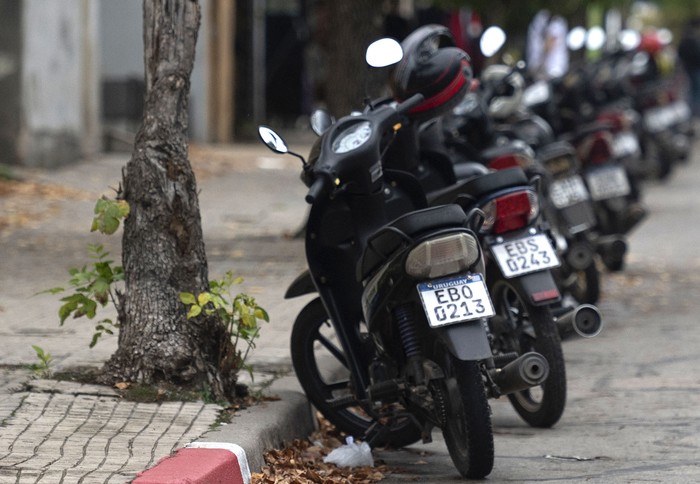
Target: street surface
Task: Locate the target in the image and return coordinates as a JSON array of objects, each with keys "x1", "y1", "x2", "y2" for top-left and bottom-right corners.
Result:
[{"x1": 376, "y1": 149, "x2": 700, "y2": 481}]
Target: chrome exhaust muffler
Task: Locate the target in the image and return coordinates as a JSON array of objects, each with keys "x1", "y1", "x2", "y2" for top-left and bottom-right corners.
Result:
[
  {"x1": 491, "y1": 352, "x2": 549, "y2": 396},
  {"x1": 556, "y1": 303, "x2": 603, "y2": 339}
]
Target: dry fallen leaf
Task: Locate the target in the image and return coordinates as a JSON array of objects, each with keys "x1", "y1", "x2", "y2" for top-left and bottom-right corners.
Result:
[
  {"x1": 114, "y1": 382, "x2": 130, "y2": 390},
  {"x1": 251, "y1": 413, "x2": 392, "y2": 483}
]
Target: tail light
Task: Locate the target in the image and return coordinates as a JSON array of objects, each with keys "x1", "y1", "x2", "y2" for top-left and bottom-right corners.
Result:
[
  {"x1": 405, "y1": 233, "x2": 481, "y2": 279},
  {"x1": 587, "y1": 135, "x2": 612, "y2": 165},
  {"x1": 481, "y1": 190, "x2": 539, "y2": 235},
  {"x1": 577, "y1": 132, "x2": 612, "y2": 166},
  {"x1": 597, "y1": 112, "x2": 625, "y2": 132},
  {"x1": 488, "y1": 153, "x2": 534, "y2": 171}
]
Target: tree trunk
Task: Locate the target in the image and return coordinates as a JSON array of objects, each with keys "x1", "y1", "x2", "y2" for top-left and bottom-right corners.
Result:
[
  {"x1": 102, "y1": 0, "x2": 236, "y2": 400},
  {"x1": 324, "y1": 0, "x2": 383, "y2": 118}
]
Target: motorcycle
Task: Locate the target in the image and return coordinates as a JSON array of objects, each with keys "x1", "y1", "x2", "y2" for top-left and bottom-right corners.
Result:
[
  {"x1": 379, "y1": 27, "x2": 603, "y2": 428},
  {"x1": 258, "y1": 90, "x2": 551, "y2": 478}
]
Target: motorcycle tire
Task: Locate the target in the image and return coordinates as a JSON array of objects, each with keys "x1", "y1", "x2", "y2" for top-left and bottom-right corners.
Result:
[
  {"x1": 559, "y1": 261, "x2": 600, "y2": 305},
  {"x1": 490, "y1": 280, "x2": 567, "y2": 428},
  {"x1": 437, "y1": 350, "x2": 494, "y2": 479},
  {"x1": 290, "y1": 298, "x2": 422, "y2": 447}
]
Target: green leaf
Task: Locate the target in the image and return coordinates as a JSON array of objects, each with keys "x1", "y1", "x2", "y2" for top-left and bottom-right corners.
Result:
[
  {"x1": 197, "y1": 292, "x2": 213, "y2": 306},
  {"x1": 179, "y1": 292, "x2": 197, "y2": 305},
  {"x1": 186, "y1": 305, "x2": 202, "y2": 319}
]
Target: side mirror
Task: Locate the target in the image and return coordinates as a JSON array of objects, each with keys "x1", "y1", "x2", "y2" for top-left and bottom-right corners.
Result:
[
  {"x1": 310, "y1": 109, "x2": 335, "y2": 136},
  {"x1": 480, "y1": 26, "x2": 506, "y2": 58},
  {"x1": 258, "y1": 126, "x2": 289, "y2": 154},
  {"x1": 365, "y1": 38, "x2": 403, "y2": 68}
]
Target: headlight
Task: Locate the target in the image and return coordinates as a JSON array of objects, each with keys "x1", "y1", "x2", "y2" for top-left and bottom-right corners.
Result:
[{"x1": 405, "y1": 233, "x2": 480, "y2": 279}]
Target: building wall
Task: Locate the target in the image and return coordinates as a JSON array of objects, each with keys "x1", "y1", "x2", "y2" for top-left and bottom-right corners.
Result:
[
  {"x1": 99, "y1": 0, "x2": 210, "y2": 144},
  {"x1": 20, "y1": 0, "x2": 99, "y2": 167}
]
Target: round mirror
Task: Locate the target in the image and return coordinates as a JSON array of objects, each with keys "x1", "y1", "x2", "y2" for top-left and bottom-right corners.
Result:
[
  {"x1": 586, "y1": 26, "x2": 606, "y2": 51},
  {"x1": 258, "y1": 126, "x2": 288, "y2": 154},
  {"x1": 567, "y1": 26, "x2": 587, "y2": 51},
  {"x1": 619, "y1": 29, "x2": 641, "y2": 51},
  {"x1": 365, "y1": 38, "x2": 403, "y2": 68},
  {"x1": 480, "y1": 26, "x2": 506, "y2": 58}
]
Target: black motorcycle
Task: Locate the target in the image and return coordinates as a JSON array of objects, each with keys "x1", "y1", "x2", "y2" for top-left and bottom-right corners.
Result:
[{"x1": 258, "y1": 93, "x2": 550, "y2": 478}]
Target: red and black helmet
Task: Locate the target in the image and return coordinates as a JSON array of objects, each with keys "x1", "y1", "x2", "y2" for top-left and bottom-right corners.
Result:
[{"x1": 391, "y1": 24, "x2": 473, "y2": 121}]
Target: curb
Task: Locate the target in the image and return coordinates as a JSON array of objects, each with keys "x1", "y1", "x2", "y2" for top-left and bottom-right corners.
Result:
[
  {"x1": 133, "y1": 443, "x2": 250, "y2": 484},
  {"x1": 132, "y1": 383, "x2": 315, "y2": 484}
]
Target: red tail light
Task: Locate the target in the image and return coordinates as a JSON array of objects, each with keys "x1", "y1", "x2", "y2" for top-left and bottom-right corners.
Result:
[
  {"x1": 577, "y1": 132, "x2": 612, "y2": 166},
  {"x1": 482, "y1": 191, "x2": 539, "y2": 234},
  {"x1": 597, "y1": 112, "x2": 625, "y2": 132},
  {"x1": 488, "y1": 153, "x2": 534, "y2": 171},
  {"x1": 587, "y1": 135, "x2": 612, "y2": 165}
]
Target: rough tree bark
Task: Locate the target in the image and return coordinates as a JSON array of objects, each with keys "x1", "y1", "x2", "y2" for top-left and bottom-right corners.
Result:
[
  {"x1": 101, "y1": 0, "x2": 237, "y2": 400},
  {"x1": 324, "y1": 0, "x2": 383, "y2": 118}
]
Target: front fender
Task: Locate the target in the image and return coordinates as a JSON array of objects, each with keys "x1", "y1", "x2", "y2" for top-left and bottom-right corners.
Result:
[{"x1": 285, "y1": 270, "x2": 317, "y2": 299}]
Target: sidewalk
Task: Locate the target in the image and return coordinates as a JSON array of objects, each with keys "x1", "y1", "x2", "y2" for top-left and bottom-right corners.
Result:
[{"x1": 0, "y1": 142, "x2": 316, "y2": 482}]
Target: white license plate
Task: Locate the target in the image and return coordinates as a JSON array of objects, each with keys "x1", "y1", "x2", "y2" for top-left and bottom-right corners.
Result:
[
  {"x1": 644, "y1": 101, "x2": 691, "y2": 132},
  {"x1": 418, "y1": 274, "x2": 495, "y2": 328},
  {"x1": 586, "y1": 166, "x2": 631, "y2": 200},
  {"x1": 491, "y1": 234, "x2": 560, "y2": 278},
  {"x1": 612, "y1": 132, "x2": 640, "y2": 159},
  {"x1": 549, "y1": 175, "x2": 589, "y2": 209}
]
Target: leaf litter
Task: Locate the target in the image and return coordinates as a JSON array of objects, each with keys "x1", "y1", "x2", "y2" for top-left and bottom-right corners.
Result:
[{"x1": 251, "y1": 413, "x2": 393, "y2": 483}]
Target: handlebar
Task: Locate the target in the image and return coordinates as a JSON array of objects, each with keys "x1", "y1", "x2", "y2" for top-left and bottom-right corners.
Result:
[
  {"x1": 305, "y1": 176, "x2": 330, "y2": 204},
  {"x1": 396, "y1": 93, "x2": 425, "y2": 115}
]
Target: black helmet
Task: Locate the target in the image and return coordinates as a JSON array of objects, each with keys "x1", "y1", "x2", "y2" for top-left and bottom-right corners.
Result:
[{"x1": 391, "y1": 24, "x2": 473, "y2": 121}]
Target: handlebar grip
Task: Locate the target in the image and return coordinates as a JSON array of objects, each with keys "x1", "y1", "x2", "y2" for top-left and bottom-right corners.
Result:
[
  {"x1": 396, "y1": 93, "x2": 425, "y2": 115},
  {"x1": 305, "y1": 176, "x2": 328, "y2": 204}
]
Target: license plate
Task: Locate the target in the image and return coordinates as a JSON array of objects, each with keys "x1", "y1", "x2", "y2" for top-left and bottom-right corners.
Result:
[
  {"x1": 491, "y1": 234, "x2": 560, "y2": 278},
  {"x1": 417, "y1": 274, "x2": 495, "y2": 328},
  {"x1": 549, "y1": 175, "x2": 589, "y2": 209},
  {"x1": 612, "y1": 132, "x2": 640, "y2": 159},
  {"x1": 586, "y1": 166, "x2": 631, "y2": 200},
  {"x1": 644, "y1": 101, "x2": 691, "y2": 132}
]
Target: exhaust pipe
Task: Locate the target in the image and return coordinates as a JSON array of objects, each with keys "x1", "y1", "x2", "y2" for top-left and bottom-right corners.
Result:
[
  {"x1": 490, "y1": 352, "x2": 549, "y2": 396},
  {"x1": 556, "y1": 304, "x2": 603, "y2": 339}
]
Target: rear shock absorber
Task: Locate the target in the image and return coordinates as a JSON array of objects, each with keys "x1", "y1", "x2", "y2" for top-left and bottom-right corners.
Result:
[
  {"x1": 392, "y1": 304, "x2": 425, "y2": 384},
  {"x1": 393, "y1": 304, "x2": 421, "y2": 359}
]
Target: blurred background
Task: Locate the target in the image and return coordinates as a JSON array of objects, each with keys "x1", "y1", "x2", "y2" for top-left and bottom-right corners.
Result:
[{"x1": 0, "y1": 0, "x2": 697, "y2": 166}]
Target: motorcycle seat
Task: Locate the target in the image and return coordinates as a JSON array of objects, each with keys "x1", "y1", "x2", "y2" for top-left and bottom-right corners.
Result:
[
  {"x1": 427, "y1": 167, "x2": 529, "y2": 206},
  {"x1": 357, "y1": 204, "x2": 469, "y2": 281}
]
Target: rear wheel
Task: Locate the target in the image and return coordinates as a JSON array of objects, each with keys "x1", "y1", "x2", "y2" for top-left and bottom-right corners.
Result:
[
  {"x1": 490, "y1": 280, "x2": 567, "y2": 428},
  {"x1": 436, "y1": 346, "x2": 494, "y2": 479},
  {"x1": 290, "y1": 298, "x2": 421, "y2": 447},
  {"x1": 559, "y1": 260, "x2": 600, "y2": 305}
]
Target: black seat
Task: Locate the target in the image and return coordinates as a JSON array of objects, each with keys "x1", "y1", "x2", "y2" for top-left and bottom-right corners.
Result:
[
  {"x1": 357, "y1": 204, "x2": 468, "y2": 281},
  {"x1": 458, "y1": 167, "x2": 529, "y2": 199}
]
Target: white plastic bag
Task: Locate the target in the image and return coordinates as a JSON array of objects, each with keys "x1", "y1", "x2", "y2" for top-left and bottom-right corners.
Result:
[{"x1": 323, "y1": 436, "x2": 374, "y2": 467}]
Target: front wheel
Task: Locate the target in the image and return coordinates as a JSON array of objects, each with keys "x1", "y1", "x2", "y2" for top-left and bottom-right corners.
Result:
[
  {"x1": 290, "y1": 298, "x2": 421, "y2": 447},
  {"x1": 436, "y1": 348, "x2": 494, "y2": 479},
  {"x1": 490, "y1": 280, "x2": 567, "y2": 428}
]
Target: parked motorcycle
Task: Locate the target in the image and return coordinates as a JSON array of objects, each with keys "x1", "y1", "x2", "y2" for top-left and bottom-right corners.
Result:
[
  {"x1": 383, "y1": 25, "x2": 603, "y2": 427},
  {"x1": 258, "y1": 89, "x2": 551, "y2": 478}
]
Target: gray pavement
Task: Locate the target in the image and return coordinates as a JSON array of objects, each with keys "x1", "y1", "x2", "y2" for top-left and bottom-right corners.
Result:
[{"x1": 0, "y1": 142, "x2": 316, "y2": 482}]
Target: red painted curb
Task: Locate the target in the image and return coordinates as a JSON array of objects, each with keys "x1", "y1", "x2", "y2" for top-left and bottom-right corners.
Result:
[{"x1": 133, "y1": 447, "x2": 248, "y2": 484}]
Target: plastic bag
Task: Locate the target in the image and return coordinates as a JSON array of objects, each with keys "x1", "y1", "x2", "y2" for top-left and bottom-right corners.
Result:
[{"x1": 323, "y1": 436, "x2": 374, "y2": 467}]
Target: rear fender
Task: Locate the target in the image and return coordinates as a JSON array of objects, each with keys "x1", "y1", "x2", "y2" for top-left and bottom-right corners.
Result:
[{"x1": 434, "y1": 319, "x2": 492, "y2": 361}]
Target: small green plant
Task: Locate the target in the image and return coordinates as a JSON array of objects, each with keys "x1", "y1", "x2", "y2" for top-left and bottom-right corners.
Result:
[
  {"x1": 180, "y1": 271, "x2": 269, "y2": 380},
  {"x1": 42, "y1": 198, "x2": 129, "y2": 348},
  {"x1": 30, "y1": 345, "x2": 53, "y2": 377},
  {"x1": 45, "y1": 244, "x2": 124, "y2": 347}
]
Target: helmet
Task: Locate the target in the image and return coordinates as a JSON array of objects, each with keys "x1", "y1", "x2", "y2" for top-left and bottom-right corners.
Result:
[
  {"x1": 480, "y1": 64, "x2": 525, "y2": 120},
  {"x1": 391, "y1": 24, "x2": 473, "y2": 121}
]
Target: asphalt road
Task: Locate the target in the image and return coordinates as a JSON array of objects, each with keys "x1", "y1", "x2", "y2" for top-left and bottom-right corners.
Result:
[{"x1": 375, "y1": 151, "x2": 700, "y2": 482}]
